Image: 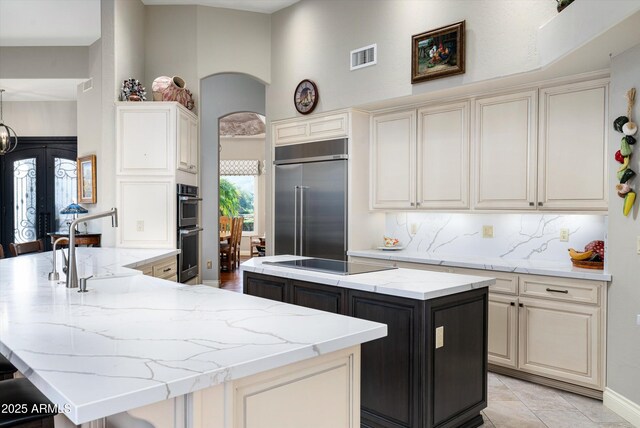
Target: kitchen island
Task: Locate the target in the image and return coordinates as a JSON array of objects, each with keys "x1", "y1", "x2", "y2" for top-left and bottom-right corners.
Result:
[
  {"x1": 0, "y1": 248, "x2": 386, "y2": 427},
  {"x1": 241, "y1": 255, "x2": 496, "y2": 428}
]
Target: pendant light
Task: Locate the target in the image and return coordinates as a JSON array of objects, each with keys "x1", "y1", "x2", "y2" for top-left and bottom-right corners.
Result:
[{"x1": 0, "y1": 89, "x2": 18, "y2": 155}]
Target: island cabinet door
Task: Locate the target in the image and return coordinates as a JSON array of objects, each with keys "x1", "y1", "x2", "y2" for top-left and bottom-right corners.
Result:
[
  {"x1": 243, "y1": 272, "x2": 287, "y2": 302},
  {"x1": 427, "y1": 288, "x2": 488, "y2": 428},
  {"x1": 348, "y1": 290, "x2": 422, "y2": 428},
  {"x1": 290, "y1": 280, "x2": 347, "y2": 314}
]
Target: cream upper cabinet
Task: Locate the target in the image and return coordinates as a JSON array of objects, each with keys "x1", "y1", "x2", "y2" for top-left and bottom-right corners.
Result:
[
  {"x1": 177, "y1": 107, "x2": 199, "y2": 173},
  {"x1": 538, "y1": 80, "x2": 608, "y2": 210},
  {"x1": 272, "y1": 112, "x2": 349, "y2": 146},
  {"x1": 474, "y1": 91, "x2": 538, "y2": 210},
  {"x1": 370, "y1": 110, "x2": 416, "y2": 209},
  {"x1": 117, "y1": 102, "x2": 198, "y2": 176},
  {"x1": 417, "y1": 101, "x2": 470, "y2": 209}
]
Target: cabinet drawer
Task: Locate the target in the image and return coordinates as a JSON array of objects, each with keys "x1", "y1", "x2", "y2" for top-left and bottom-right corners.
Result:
[
  {"x1": 153, "y1": 258, "x2": 178, "y2": 279},
  {"x1": 273, "y1": 122, "x2": 309, "y2": 145},
  {"x1": 454, "y1": 268, "x2": 518, "y2": 295},
  {"x1": 519, "y1": 275, "x2": 602, "y2": 305},
  {"x1": 138, "y1": 263, "x2": 153, "y2": 276}
]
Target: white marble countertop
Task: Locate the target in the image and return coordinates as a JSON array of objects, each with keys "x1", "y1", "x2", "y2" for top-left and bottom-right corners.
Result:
[
  {"x1": 0, "y1": 248, "x2": 386, "y2": 424},
  {"x1": 347, "y1": 249, "x2": 612, "y2": 282},
  {"x1": 241, "y1": 255, "x2": 494, "y2": 300}
]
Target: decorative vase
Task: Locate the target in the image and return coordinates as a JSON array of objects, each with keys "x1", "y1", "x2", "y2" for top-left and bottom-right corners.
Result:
[{"x1": 152, "y1": 76, "x2": 195, "y2": 110}]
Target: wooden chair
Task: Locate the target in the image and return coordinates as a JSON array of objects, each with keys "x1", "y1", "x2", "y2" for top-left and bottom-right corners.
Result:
[
  {"x1": 219, "y1": 216, "x2": 231, "y2": 243},
  {"x1": 8, "y1": 240, "x2": 44, "y2": 257},
  {"x1": 220, "y1": 217, "x2": 243, "y2": 271},
  {"x1": 234, "y1": 217, "x2": 245, "y2": 269},
  {"x1": 0, "y1": 244, "x2": 4, "y2": 259}
]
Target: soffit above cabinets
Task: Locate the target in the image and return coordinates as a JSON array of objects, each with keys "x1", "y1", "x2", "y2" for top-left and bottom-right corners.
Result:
[
  {"x1": 141, "y1": 0, "x2": 300, "y2": 14},
  {"x1": 0, "y1": 0, "x2": 101, "y2": 46}
]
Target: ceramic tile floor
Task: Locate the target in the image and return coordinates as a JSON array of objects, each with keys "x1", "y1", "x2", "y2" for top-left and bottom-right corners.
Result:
[{"x1": 481, "y1": 372, "x2": 633, "y2": 428}]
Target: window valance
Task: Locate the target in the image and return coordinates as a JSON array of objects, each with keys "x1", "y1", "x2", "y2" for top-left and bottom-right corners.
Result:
[{"x1": 220, "y1": 160, "x2": 261, "y2": 176}]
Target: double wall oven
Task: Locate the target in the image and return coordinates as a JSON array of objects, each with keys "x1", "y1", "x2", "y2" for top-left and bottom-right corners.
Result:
[{"x1": 177, "y1": 184, "x2": 202, "y2": 283}]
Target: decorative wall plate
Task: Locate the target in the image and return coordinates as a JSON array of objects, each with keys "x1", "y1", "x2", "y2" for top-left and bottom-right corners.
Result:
[{"x1": 294, "y1": 79, "x2": 318, "y2": 115}]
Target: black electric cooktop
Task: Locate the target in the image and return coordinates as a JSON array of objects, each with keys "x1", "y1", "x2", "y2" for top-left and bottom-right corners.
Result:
[{"x1": 263, "y1": 258, "x2": 397, "y2": 276}]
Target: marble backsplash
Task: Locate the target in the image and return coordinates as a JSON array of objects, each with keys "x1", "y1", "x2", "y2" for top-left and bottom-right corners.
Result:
[{"x1": 384, "y1": 213, "x2": 607, "y2": 261}]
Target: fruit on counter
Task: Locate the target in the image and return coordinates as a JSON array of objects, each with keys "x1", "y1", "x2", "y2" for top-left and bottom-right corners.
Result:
[
  {"x1": 618, "y1": 156, "x2": 631, "y2": 172},
  {"x1": 625, "y1": 135, "x2": 637, "y2": 145},
  {"x1": 383, "y1": 236, "x2": 400, "y2": 247},
  {"x1": 615, "y1": 150, "x2": 625, "y2": 163},
  {"x1": 568, "y1": 248, "x2": 593, "y2": 261},
  {"x1": 620, "y1": 168, "x2": 636, "y2": 183},
  {"x1": 614, "y1": 116, "x2": 629, "y2": 132},
  {"x1": 621, "y1": 138, "x2": 633, "y2": 156},
  {"x1": 585, "y1": 240, "x2": 605, "y2": 260},
  {"x1": 616, "y1": 182, "x2": 632, "y2": 195},
  {"x1": 623, "y1": 191, "x2": 636, "y2": 216}
]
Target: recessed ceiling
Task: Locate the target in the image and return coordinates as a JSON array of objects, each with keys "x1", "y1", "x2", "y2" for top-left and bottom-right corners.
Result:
[
  {"x1": 220, "y1": 112, "x2": 266, "y2": 136},
  {"x1": 0, "y1": 79, "x2": 85, "y2": 101},
  {"x1": 0, "y1": 0, "x2": 101, "y2": 46},
  {"x1": 141, "y1": 0, "x2": 299, "y2": 14}
]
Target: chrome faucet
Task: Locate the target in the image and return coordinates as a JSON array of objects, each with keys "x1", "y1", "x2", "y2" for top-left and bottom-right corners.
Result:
[
  {"x1": 66, "y1": 208, "x2": 118, "y2": 289},
  {"x1": 48, "y1": 237, "x2": 69, "y2": 281}
]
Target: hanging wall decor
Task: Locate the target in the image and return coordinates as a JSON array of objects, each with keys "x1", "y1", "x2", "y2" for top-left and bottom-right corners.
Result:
[
  {"x1": 411, "y1": 21, "x2": 465, "y2": 83},
  {"x1": 614, "y1": 88, "x2": 637, "y2": 217}
]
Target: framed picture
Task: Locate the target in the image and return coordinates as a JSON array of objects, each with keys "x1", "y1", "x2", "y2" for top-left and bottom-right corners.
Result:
[
  {"x1": 77, "y1": 155, "x2": 97, "y2": 204},
  {"x1": 411, "y1": 21, "x2": 465, "y2": 83}
]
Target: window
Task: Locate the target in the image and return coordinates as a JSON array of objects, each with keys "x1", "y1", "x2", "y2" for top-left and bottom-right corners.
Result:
[
  {"x1": 220, "y1": 160, "x2": 261, "y2": 235},
  {"x1": 220, "y1": 175, "x2": 257, "y2": 234}
]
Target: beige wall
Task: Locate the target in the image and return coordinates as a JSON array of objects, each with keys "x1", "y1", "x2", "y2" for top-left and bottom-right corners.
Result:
[
  {"x1": 0, "y1": 46, "x2": 88, "y2": 79},
  {"x1": 220, "y1": 136, "x2": 266, "y2": 253},
  {"x1": 3, "y1": 101, "x2": 76, "y2": 136},
  {"x1": 268, "y1": 0, "x2": 556, "y2": 120},
  {"x1": 606, "y1": 42, "x2": 640, "y2": 406},
  {"x1": 114, "y1": 0, "x2": 145, "y2": 99}
]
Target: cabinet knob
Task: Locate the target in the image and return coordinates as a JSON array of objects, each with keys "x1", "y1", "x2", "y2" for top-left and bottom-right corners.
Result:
[
  {"x1": 510, "y1": 302, "x2": 515, "y2": 306},
  {"x1": 410, "y1": 202, "x2": 415, "y2": 207},
  {"x1": 416, "y1": 202, "x2": 421, "y2": 207},
  {"x1": 538, "y1": 202, "x2": 543, "y2": 206},
  {"x1": 529, "y1": 202, "x2": 534, "y2": 207},
  {"x1": 518, "y1": 303, "x2": 524, "y2": 308}
]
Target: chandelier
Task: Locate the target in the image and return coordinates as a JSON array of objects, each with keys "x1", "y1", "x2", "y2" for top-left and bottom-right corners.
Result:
[{"x1": 0, "y1": 89, "x2": 18, "y2": 155}]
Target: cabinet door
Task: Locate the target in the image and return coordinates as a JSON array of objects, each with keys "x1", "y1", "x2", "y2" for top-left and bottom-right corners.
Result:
[
  {"x1": 488, "y1": 294, "x2": 518, "y2": 368},
  {"x1": 117, "y1": 107, "x2": 172, "y2": 175},
  {"x1": 474, "y1": 91, "x2": 537, "y2": 209},
  {"x1": 290, "y1": 280, "x2": 346, "y2": 314},
  {"x1": 417, "y1": 101, "x2": 470, "y2": 209},
  {"x1": 518, "y1": 297, "x2": 602, "y2": 389},
  {"x1": 177, "y1": 110, "x2": 191, "y2": 172},
  {"x1": 189, "y1": 117, "x2": 199, "y2": 173},
  {"x1": 538, "y1": 81, "x2": 608, "y2": 210},
  {"x1": 243, "y1": 273, "x2": 287, "y2": 302},
  {"x1": 349, "y1": 290, "x2": 421, "y2": 428},
  {"x1": 370, "y1": 110, "x2": 416, "y2": 209}
]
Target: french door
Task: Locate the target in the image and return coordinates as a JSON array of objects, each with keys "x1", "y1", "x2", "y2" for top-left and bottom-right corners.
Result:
[{"x1": 0, "y1": 138, "x2": 77, "y2": 252}]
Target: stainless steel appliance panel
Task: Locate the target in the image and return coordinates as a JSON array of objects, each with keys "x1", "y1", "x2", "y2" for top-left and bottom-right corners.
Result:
[
  {"x1": 301, "y1": 160, "x2": 347, "y2": 260},
  {"x1": 274, "y1": 164, "x2": 302, "y2": 256},
  {"x1": 178, "y1": 226, "x2": 202, "y2": 283}
]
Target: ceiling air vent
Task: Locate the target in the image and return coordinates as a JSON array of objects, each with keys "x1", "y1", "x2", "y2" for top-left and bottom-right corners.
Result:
[{"x1": 350, "y1": 44, "x2": 377, "y2": 71}]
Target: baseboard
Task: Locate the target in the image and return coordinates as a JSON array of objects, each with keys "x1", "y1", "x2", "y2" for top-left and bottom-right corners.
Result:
[
  {"x1": 603, "y1": 388, "x2": 640, "y2": 427},
  {"x1": 202, "y1": 280, "x2": 220, "y2": 288}
]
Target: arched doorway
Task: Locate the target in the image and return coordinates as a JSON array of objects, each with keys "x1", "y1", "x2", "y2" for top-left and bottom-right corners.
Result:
[{"x1": 199, "y1": 73, "x2": 266, "y2": 285}]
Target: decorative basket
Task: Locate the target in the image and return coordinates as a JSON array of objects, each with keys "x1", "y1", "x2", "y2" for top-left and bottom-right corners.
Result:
[{"x1": 571, "y1": 259, "x2": 604, "y2": 270}]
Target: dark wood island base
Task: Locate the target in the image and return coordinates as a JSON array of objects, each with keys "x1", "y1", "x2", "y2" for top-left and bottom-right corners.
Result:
[{"x1": 243, "y1": 271, "x2": 488, "y2": 428}]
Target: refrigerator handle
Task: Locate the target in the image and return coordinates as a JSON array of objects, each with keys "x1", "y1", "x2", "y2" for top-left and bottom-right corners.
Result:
[
  {"x1": 300, "y1": 186, "x2": 309, "y2": 256},
  {"x1": 294, "y1": 185, "x2": 299, "y2": 256}
]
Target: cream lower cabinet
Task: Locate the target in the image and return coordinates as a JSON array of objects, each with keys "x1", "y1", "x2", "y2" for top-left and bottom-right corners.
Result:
[
  {"x1": 518, "y1": 296, "x2": 601, "y2": 389},
  {"x1": 488, "y1": 294, "x2": 518, "y2": 369},
  {"x1": 136, "y1": 256, "x2": 178, "y2": 282}
]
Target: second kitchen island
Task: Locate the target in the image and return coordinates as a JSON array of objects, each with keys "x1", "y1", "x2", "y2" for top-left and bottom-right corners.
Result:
[{"x1": 242, "y1": 255, "x2": 495, "y2": 428}]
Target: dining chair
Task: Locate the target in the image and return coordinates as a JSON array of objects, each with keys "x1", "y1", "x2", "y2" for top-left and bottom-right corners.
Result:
[
  {"x1": 220, "y1": 217, "x2": 238, "y2": 271},
  {"x1": 8, "y1": 240, "x2": 44, "y2": 257},
  {"x1": 219, "y1": 216, "x2": 231, "y2": 243},
  {"x1": 234, "y1": 217, "x2": 244, "y2": 269},
  {"x1": 0, "y1": 244, "x2": 4, "y2": 259}
]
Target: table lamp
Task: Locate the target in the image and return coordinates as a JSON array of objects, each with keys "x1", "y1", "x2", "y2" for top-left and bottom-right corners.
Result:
[{"x1": 60, "y1": 203, "x2": 88, "y2": 232}]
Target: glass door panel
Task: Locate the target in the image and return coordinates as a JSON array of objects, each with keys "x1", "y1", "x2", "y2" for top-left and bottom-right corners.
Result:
[
  {"x1": 12, "y1": 158, "x2": 38, "y2": 244},
  {"x1": 53, "y1": 157, "x2": 78, "y2": 232}
]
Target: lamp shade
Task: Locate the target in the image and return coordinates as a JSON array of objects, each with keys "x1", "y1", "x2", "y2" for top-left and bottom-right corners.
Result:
[{"x1": 60, "y1": 203, "x2": 88, "y2": 215}]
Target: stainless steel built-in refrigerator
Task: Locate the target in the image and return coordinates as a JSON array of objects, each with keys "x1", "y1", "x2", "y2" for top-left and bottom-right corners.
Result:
[{"x1": 274, "y1": 139, "x2": 348, "y2": 261}]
